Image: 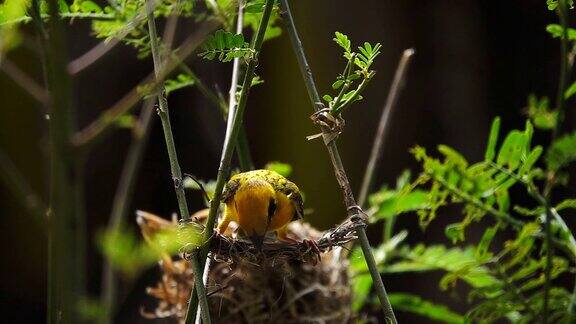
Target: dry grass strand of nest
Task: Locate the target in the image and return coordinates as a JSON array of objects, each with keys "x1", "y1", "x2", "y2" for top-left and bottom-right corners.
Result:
[{"x1": 138, "y1": 211, "x2": 359, "y2": 323}]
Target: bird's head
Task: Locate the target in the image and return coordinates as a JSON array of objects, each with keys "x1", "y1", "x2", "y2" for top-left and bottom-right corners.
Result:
[{"x1": 234, "y1": 178, "x2": 278, "y2": 250}]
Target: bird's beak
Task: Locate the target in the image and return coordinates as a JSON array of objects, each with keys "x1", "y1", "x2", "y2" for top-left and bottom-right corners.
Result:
[{"x1": 249, "y1": 233, "x2": 265, "y2": 251}]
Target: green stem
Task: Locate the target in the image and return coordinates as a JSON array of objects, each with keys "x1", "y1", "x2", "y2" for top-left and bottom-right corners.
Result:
[
  {"x1": 146, "y1": 2, "x2": 211, "y2": 321},
  {"x1": 41, "y1": 0, "x2": 86, "y2": 321},
  {"x1": 383, "y1": 215, "x2": 396, "y2": 242},
  {"x1": 553, "y1": 0, "x2": 576, "y2": 316},
  {"x1": 279, "y1": 0, "x2": 397, "y2": 322},
  {"x1": 330, "y1": 54, "x2": 355, "y2": 111},
  {"x1": 145, "y1": 0, "x2": 189, "y2": 220},
  {"x1": 101, "y1": 15, "x2": 180, "y2": 323},
  {"x1": 226, "y1": 1, "x2": 254, "y2": 172},
  {"x1": 553, "y1": 0, "x2": 569, "y2": 140},
  {"x1": 430, "y1": 174, "x2": 523, "y2": 228},
  {"x1": 332, "y1": 75, "x2": 371, "y2": 115},
  {"x1": 543, "y1": 201, "x2": 553, "y2": 323},
  {"x1": 191, "y1": 253, "x2": 212, "y2": 324},
  {"x1": 357, "y1": 229, "x2": 397, "y2": 321},
  {"x1": 184, "y1": 1, "x2": 275, "y2": 322}
]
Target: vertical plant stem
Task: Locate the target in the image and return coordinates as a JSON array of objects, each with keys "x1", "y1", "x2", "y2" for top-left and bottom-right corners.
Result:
[
  {"x1": 171, "y1": 47, "x2": 254, "y2": 172},
  {"x1": 194, "y1": 2, "x2": 250, "y2": 323},
  {"x1": 145, "y1": 1, "x2": 215, "y2": 322},
  {"x1": 554, "y1": 0, "x2": 569, "y2": 140},
  {"x1": 357, "y1": 49, "x2": 414, "y2": 208},
  {"x1": 184, "y1": 1, "x2": 275, "y2": 322},
  {"x1": 39, "y1": 0, "x2": 85, "y2": 321},
  {"x1": 191, "y1": 253, "x2": 212, "y2": 324},
  {"x1": 227, "y1": 0, "x2": 253, "y2": 172},
  {"x1": 552, "y1": 0, "x2": 569, "y2": 318},
  {"x1": 279, "y1": 0, "x2": 397, "y2": 322},
  {"x1": 543, "y1": 203, "x2": 553, "y2": 323},
  {"x1": 101, "y1": 15, "x2": 180, "y2": 323},
  {"x1": 145, "y1": 0, "x2": 189, "y2": 220}
]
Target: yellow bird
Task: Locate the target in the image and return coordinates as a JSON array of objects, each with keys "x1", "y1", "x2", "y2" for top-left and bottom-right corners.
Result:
[{"x1": 216, "y1": 169, "x2": 304, "y2": 248}]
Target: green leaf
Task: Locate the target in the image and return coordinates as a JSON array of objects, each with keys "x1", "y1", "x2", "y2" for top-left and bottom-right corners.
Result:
[
  {"x1": 386, "y1": 245, "x2": 498, "y2": 289},
  {"x1": 439, "y1": 145, "x2": 468, "y2": 169},
  {"x1": 332, "y1": 79, "x2": 344, "y2": 90},
  {"x1": 389, "y1": 293, "x2": 464, "y2": 324},
  {"x1": 565, "y1": 81, "x2": 576, "y2": 99},
  {"x1": 525, "y1": 94, "x2": 557, "y2": 130},
  {"x1": 546, "y1": 24, "x2": 576, "y2": 40},
  {"x1": 97, "y1": 222, "x2": 202, "y2": 276},
  {"x1": 114, "y1": 114, "x2": 136, "y2": 129},
  {"x1": 556, "y1": 199, "x2": 576, "y2": 211},
  {"x1": 496, "y1": 130, "x2": 526, "y2": 170},
  {"x1": 485, "y1": 117, "x2": 500, "y2": 161},
  {"x1": 546, "y1": 132, "x2": 576, "y2": 171},
  {"x1": 251, "y1": 75, "x2": 264, "y2": 87},
  {"x1": 333, "y1": 31, "x2": 351, "y2": 52},
  {"x1": 370, "y1": 189, "x2": 429, "y2": 221},
  {"x1": 475, "y1": 225, "x2": 498, "y2": 260},
  {"x1": 322, "y1": 94, "x2": 333, "y2": 103},
  {"x1": 165, "y1": 73, "x2": 195, "y2": 96},
  {"x1": 351, "y1": 274, "x2": 372, "y2": 311},
  {"x1": 243, "y1": 2, "x2": 282, "y2": 41},
  {"x1": 445, "y1": 223, "x2": 465, "y2": 243},
  {"x1": 545, "y1": 0, "x2": 573, "y2": 10},
  {"x1": 264, "y1": 161, "x2": 292, "y2": 177},
  {"x1": 199, "y1": 30, "x2": 253, "y2": 62}
]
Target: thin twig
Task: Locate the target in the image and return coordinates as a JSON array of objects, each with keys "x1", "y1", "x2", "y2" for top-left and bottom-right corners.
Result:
[
  {"x1": 145, "y1": 0, "x2": 189, "y2": 220},
  {"x1": 357, "y1": 49, "x2": 415, "y2": 208},
  {"x1": 0, "y1": 147, "x2": 47, "y2": 226},
  {"x1": 0, "y1": 59, "x2": 49, "y2": 103},
  {"x1": 67, "y1": 0, "x2": 163, "y2": 75},
  {"x1": 171, "y1": 55, "x2": 254, "y2": 171},
  {"x1": 184, "y1": 1, "x2": 276, "y2": 323},
  {"x1": 145, "y1": 9, "x2": 209, "y2": 323},
  {"x1": 71, "y1": 19, "x2": 220, "y2": 150},
  {"x1": 191, "y1": 252, "x2": 212, "y2": 324},
  {"x1": 196, "y1": 2, "x2": 248, "y2": 323},
  {"x1": 68, "y1": 38, "x2": 120, "y2": 74},
  {"x1": 100, "y1": 14, "x2": 181, "y2": 321},
  {"x1": 430, "y1": 174, "x2": 523, "y2": 228},
  {"x1": 227, "y1": 0, "x2": 253, "y2": 171},
  {"x1": 278, "y1": 0, "x2": 397, "y2": 322}
]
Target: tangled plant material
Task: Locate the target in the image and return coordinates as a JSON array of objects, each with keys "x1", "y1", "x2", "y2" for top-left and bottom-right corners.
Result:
[{"x1": 138, "y1": 211, "x2": 360, "y2": 323}]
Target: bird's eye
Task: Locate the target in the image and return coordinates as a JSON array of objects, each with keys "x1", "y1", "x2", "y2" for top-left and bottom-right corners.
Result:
[{"x1": 268, "y1": 199, "x2": 277, "y2": 219}]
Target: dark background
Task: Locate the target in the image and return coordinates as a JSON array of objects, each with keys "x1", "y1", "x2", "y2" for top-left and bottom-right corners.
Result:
[{"x1": 0, "y1": 0, "x2": 565, "y2": 322}]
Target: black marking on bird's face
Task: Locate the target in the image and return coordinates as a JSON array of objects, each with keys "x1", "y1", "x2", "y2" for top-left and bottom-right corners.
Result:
[{"x1": 267, "y1": 198, "x2": 277, "y2": 222}]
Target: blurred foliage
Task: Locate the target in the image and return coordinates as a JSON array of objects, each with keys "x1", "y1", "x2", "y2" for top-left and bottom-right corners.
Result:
[
  {"x1": 351, "y1": 8, "x2": 576, "y2": 315},
  {"x1": 352, "y1": 111, "x2": 576, "y2": 322},
  {"x1": 98, "y1": 220, "x2": 202, "y2": 276},
  {"x1": 388, "y1": 293, "x2": 464, "y2": 324}
]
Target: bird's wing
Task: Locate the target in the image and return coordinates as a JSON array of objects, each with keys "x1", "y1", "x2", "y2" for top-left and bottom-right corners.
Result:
[
  {"x1": 272, "y1": 176, "x2": 304, "y2": 221},
  {"x1": 221, "y1": 176, "x2": 241, "y2": 203}
]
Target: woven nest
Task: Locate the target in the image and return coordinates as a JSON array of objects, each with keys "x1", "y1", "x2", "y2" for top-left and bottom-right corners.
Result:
[{"x1": 137, "y1": 211, "x2": 362, "y2": 323}]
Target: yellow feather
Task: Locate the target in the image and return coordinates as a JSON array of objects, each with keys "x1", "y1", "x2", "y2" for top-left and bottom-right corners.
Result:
[{"x1": 217, "y1": 170, "x2": 303, "y2": 243}]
